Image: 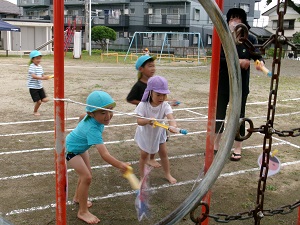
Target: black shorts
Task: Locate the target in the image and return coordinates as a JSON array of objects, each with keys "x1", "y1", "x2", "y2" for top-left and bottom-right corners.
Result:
[
  {"x1": 66, "y1": 152, "x2": 78, "y2": 161},
  {"x1": 29, "y1": 88, "x2": 47, "y2": 102}
]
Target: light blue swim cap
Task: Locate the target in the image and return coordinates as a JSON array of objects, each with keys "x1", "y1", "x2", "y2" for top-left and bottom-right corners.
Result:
[
  {"x1": 86, "y1": 91, "x2": 116, "y2": 112},
  {"x1": 29, "y1": 50, "x2": 42, "y2": 59}
]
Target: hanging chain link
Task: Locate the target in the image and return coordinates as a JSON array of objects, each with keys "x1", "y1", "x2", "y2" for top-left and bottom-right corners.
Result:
[{"x1": 254, "y1": 1, "x2": 287, "y2": 222}]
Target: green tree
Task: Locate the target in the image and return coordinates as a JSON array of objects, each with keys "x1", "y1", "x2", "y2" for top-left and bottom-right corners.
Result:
[
  {"x1": 91, "y1": 26, "x2": 116, "y2": 52},
  {"x1": 292, "y1": 31, "x2": 300, "y2": 44}
]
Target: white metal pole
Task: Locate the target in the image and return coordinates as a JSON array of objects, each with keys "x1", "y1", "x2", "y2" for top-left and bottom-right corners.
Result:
[{"x1": 89, "y1": 0, "x2": 91, "y2": 56}]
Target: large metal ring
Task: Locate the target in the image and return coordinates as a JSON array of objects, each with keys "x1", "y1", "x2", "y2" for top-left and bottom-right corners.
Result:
[
  {"x1": 190, "y1": 201, "x2": 209, "y2": 223},
  {"x1": 235, "y1": 118, "x2": 254, "y2": 141},
  {"x1": 232, "y1": 23, "x2": 249, "y2": 44},
  {"x1": 155, "y1": 0, "x2": 242, "y2": 224}
]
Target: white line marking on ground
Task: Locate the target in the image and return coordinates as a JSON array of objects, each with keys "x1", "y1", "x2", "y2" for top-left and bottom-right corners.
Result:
[
  {"x1": 0, "y1": 97, "x2": 299, "y2": 126},
  {"x1": 0, "y1": 152, "x2": 203, "y2": 181},
  {"x1": 5, "y1": 159, "x2": 300, "y2": 216}
]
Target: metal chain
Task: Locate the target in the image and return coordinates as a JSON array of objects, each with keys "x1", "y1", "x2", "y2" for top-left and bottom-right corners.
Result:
[
  {"x1": 238, "y1": 123, "x2": 300, "y2": 140},
  {"x1": 189, "y1": 200, "x2": 300, "y2": 224},
  {"x1": 253, "y1": 1, "x2": 288, "y2": 224}
]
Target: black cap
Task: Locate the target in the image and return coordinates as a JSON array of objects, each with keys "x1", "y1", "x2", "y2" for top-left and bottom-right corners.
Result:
[{"x1": 226, "y1": 8, "x2": 250, "y2": 29}]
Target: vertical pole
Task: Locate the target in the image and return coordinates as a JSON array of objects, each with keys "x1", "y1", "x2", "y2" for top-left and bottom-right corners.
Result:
[
  {"x1": 53, "y1": 0, "x2": 66, "y2": 224},
  {"x1": 298, "y1": 206, "x2": 300, "y2": 225},
  {"x1": 89, "y1": 0, "x2": 91, "y2": 56},
  {"x1": 85, "y1": 0, "x2": 89, "y2": 51},
  {"x1": 201, "y1": 0, "x2": 223, "y2": 224}
]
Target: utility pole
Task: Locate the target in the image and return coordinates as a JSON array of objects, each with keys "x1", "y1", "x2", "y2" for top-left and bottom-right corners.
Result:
[{"x1": 85, "y1": 0, "x2": 89, "y2": 50}]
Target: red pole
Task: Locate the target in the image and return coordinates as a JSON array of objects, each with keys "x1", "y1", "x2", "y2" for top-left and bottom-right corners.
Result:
[
  {"x1": 298, "y1": 206, "x2": 300, "y2": 225},
  {"x1": 53, "y1": 0, "x2": 66, "y2": 224},
  {"x1": 201, "y1": 0, "x2": 223, "y2": 224}
]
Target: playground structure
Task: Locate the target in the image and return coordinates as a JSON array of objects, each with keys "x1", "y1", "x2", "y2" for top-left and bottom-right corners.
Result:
[
  {"x1": 35, "y1": 18, "x2": 82, "y2": 56},
  {"x1": 100, "y1": 52, "x2": 209, "y2": 64},
  {"x1": 124, "y1": 31, "x2": 206, "y2": 64},
  {"x1": 49, "y1": 0, "x2": 300, "y2": 224}
]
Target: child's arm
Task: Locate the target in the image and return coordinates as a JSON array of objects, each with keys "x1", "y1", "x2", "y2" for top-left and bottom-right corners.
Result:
[
  {"x1": 137, "y1": 116, "x2": 153, "y2": 126},
  {"x1": 166, "y1": 113, "x2": 177, "y2": 128},
  {"x1": 31, "y1": 73, "x2": 50, "y2": 80},
  {"x1": 96, "y1": 144, "x2": 128, "y2": 173}
]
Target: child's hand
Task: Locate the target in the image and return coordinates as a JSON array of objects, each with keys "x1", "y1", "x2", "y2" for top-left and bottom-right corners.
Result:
[
  {"x1": 168, "y1": 126, "x2": 179, "y2": 133},
  {"x1": 168, "y1": 100, "x2": 180, "y2": 106},
  {"x1": 120, "y1": 162, "x2": 130, "y2": 173},
  {"x1": 149, "y1": 118, "x2": 156, "y2": 125}
]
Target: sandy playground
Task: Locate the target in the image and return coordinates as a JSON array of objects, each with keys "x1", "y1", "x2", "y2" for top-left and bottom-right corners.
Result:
[{"x1": 0, "y1": 55, "x2": 299, "y2": 225}]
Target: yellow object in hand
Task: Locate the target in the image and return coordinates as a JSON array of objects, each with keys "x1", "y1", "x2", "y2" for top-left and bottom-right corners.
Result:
[
  {"x1": 255, "y1": 60, "x2": 272, "y2": 77},
  {"x1": 152, "y1": 120, "x2": 188, "y2": 135},
  {"x1": 48, "y1": 75, "x2": 54, "y2": 79},
  {"x1": 123, "y1": 166, "x2": 140, "y2": 190},
  {"x1": 152, "y1": 120, "x2": 169, "y2": 130}
]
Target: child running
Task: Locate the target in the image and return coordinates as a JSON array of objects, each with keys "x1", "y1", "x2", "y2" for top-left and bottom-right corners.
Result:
[
  {"x1": 66, "y1": 90, "x2": 128, "y2": 224},
  {"x1": 27, "y1": 50, "x2": 50, "y2": 116},
  {"x1": 134, "y1": 76, "x2": 178, "y2": 184}
]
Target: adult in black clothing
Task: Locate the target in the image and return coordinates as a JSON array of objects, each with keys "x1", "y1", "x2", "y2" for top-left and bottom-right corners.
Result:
[{"x1": 214, "y1": 8, "x2": 265, "y2": 161}]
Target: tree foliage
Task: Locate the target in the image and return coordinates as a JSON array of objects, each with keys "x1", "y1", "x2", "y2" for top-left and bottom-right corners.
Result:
[
  {"x1": 91, "y1": 26, "x2": 116, "y2": 52},
  {"x1": 292, "y1": 31, "x2": 300, "y2": 44}
]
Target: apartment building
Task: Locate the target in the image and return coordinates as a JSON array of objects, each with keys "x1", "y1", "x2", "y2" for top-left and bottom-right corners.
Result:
[{"x1": 16, "y1": 0, "x2": 262, "y2": 49}]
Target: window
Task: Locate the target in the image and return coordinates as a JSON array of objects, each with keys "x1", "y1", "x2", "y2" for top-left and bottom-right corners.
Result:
[
  {"x1": 207, "y1": 35, "x2": 212, "y2": 45},
  {"x1": 161, "y1": 8, "x2": 167, "y2": 15},
  {"x1": 240, "y1": 3, "x2": 250, "y2": 13},
  {"x1": 171, "y1": 8, "x2": 179, "y2": 15},
  {"x1": 193, "y1": 35, "x2": 198, "y2": 44},
  {"x1": 208, "y1": 15, "x2": 212, "y2": 24},
  {"x1": 154, "y1": 9, "x2": 161, "y2": 15},
  {"x1": 194, "y1": 9, "x2": 200, "y2": 21},
  {"x1": 130, "y1": 8, "x2": 135, "y2": 15},
  {"x1": 272, "y1": 20, "x2": 295, "y2": 30}
]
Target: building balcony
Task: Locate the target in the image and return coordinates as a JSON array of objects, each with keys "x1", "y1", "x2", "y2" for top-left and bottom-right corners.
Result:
[
  {"x1": 64, "y1": 16, "x2": 85, "y2": 26},
  {"x1": 92, "y1": 0, "x2": 130, "y2": 4},
  {"x1": 18, "y1": 0, "x2": 50, "y2": 7},
  {"x1": 144, "y1": 14, "x2": 187, "y2": 27},
  {"x1": 64, "y1": 0, "x2": 84, "y2": 5},
  {"x1": 145, "y1": 0, "x2": 189, "y2": 2},
  {"x1": 92, "y1": 15, "x2": 129, "y2": 27}
]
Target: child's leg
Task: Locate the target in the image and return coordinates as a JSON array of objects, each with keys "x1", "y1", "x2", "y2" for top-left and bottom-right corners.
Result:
[
  {"x1": 139, "y1": 150, "x2": 149, "y2": 179},
  {"x1": 158, "y1": 143, "x2": 177, "y2": 184},
  {"x1": 73, "y1": 151, "x2": 93, "y2": 208},
  {"x1": 33, "y1": 100, "x2": 42, "y2": 115},
  {"x1": 147, "y1": 153, "x2": 161, "y2": 168},
  {"x1": 69, "y1": 152, "x2": 100, "y2": 224},
  {"x1": 41, "y1": 97, "x2": 49, "y2": 103}
]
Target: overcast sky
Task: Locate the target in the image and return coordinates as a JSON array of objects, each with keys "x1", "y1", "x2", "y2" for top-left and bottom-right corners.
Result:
[{"x1": 5, "y1": 0, "x2": 300, "y2": 27}]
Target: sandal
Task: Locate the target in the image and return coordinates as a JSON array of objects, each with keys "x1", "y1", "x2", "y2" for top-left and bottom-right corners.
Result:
[{"x1": 230, "y1": 152, "x2": 242, "y2": 161}]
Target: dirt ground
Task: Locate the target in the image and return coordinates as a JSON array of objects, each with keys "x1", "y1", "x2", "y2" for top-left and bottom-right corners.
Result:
[{"x1": 0, "y1": 55, "x2": 299, "y2": 225}]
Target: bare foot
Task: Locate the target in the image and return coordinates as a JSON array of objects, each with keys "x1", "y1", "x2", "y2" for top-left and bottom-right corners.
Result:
[
  {"x1": 33, "y1": 112, "x2": 40, "y2": 116},
  {"x1": 147, "y1": 159, "x2": 161, "y2": 168},
  {"x1": 73, "y1": 199, "x2": 93, "y2": 208},
  {"x1": 77, "y1": 211, "x2": 100, "y2": 224},
  {"x1": 166, "y1": 175, "x2": 177, "y2": 184}
]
